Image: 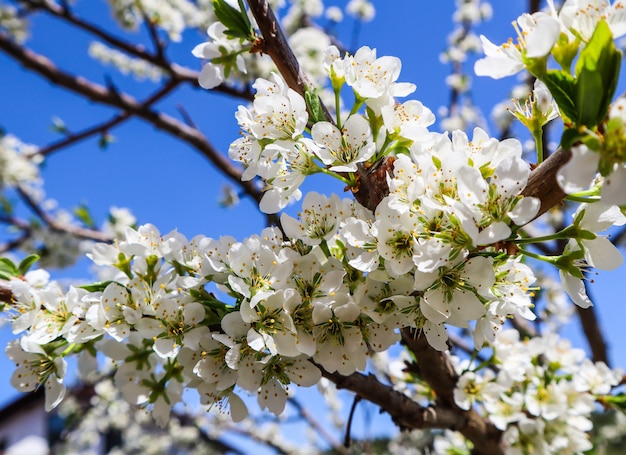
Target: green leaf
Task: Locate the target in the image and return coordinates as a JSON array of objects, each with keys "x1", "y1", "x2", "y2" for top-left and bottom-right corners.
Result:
[
  {"x1": 0, "y1": 196, "x2": 13, "y2": 215},
  {"x1": 574, "y1": 20, "x2": 622, "y2": 127},
  {"x1": 79, "y1": 280, "x2": 114, "y2": 292},
  {"x1": 542, "y1": 70, "x2": 577, "y2": 122},
  {"x1": 17, "y1": 254, "x2": 39, "y2": 275},
  {"x1": 304, "y1": 87, "x2": 326, "y2": 123},
  {"x1": 575, "y1": 64, "x2": 604, "y2": 126},
  {"x1": 602, "y1": 393, "x2": 626, "y2": 413},
  {"x1": 212, "y1": 0, "x2": 254, "y2": 41},
  {"x1": 0, "y1": 258, "x2": 18, "y2": 278},
  {"x1": 560, "y1": 127, "x2": 585, "y2": 150},
  {"x1": 73, "y1": 203, "x2": 96, "y2": 229}
]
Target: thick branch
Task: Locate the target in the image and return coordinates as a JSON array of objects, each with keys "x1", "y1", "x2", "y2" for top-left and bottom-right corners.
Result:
[
  {"x1": 401, "y1": 330, "x2": 503, "y2": 455},
  {"x1": 578, "y1": 285, "x2": 610, "y2": 365},
  {"x1": 322, "y1": 365, "x2": 504, "y2": 455},
  {"x1": 521, "y1": 147, "x2": 571, "y2": 219},
  {"x1": 246, "y1": 0, "x2": 332, "y2": 122},
  {"x1": 322, "y1": 368, "x2": 464, "y2": 431}
]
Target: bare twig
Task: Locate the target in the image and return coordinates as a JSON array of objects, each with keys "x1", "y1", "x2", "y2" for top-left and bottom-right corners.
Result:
[
  {"x1": 344, "y1": 394, "x2": 361, "y2": 448},
  {"x1": 19, "y1": 0, "x2": 254, "y2": 100},
  {"x1": 16, "y1": 186, "x2": 113, "y2": 243},
  {"x1": 246, "y1": 0, "x2": 333, "y2": 123},
  {"x1": 37, "y1": 78, "x2": 179, "y2": 157},
  {"x1": 321, "y1": 364, "x2": 504, "y2": 455},
  {"x1": 288, "y1": 397, "x2": 348, "y2": 454},
  {"x1": 37, "y1": 112, "x2": 131, "y2": 158},
  {"x1": 0, "y1": 31, "x2": 267, "y2": 210}
]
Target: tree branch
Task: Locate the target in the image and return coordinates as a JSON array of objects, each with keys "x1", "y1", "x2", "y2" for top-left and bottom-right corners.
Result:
[
  {"x1": 521, "y1": 147, "x2": 571, "y2": 219},
  {"x1": 246, "y1": 0, "x2": 333, "y2": 122},
  {"x1": 17, "y1": 186, "x2": 113, "y2": 243},
  {"x1": 0, "y1": 31, "x2": 269, "y2": 214},
  {"x1": 288, "y1": 397, "x2": 348, "y2": 454},
  {"x1": 19, "y1": 0, "x2": 254, "y2": 100},
  {"x1": 37, "y1": 78, "x2": 179, "y2": 157},
  {"x1": 322, "y1": 365, "x2": 504, "y2": 455}
]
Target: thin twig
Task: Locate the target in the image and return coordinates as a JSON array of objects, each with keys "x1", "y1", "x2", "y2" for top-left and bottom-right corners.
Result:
[
  {"x1": 0, "y1": 31, "x2": 266, "y2": 209},
  {"x1": 16, "y1": 186, "x2": 113, "y2": 243},
  {"x1": 344, "y1": 394, "x2": 361, "y2": 448},
  {"x1": 288, "y1": 397, "x2": 348, "y2": 454},
  {"x1": 19, "y1": 0, "x2": 254, "y2": 100}
]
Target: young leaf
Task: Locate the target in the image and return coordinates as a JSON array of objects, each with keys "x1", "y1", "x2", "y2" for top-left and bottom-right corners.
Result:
[
  {"x1": 73, "y1": 203, "x2": 96, "y2": 229},
  {"x1": 542, "y1": 70, "x2": 577, "y2": 122},
  {"x1": 212, "y1": 0, "x2": 254, "y2": 41},
  {"x1": 574, "y1": 20, "x2": 622, "y2": 127},
  {"x1": 17, "y1": 254, "x2": 40, "y2": 275},
  {"x1": 0, "y1": 258, "x2": 18, "y2": 278},
  {"x1": 305, "y1": 87, "x2": 326, "y2": 124},
  {"x1": 79, "y1": 280, "x2": 114, "y2": 292}
]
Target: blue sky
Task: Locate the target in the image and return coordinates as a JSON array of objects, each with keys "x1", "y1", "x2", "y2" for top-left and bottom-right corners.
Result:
[{"x1": 1, "y1": 0, "x2": 625, "y2": 446}]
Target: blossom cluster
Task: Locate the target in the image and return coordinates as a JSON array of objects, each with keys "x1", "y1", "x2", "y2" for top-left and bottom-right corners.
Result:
[
  {"x1": 476, "y1": 0, "x2": 626, "y2": 204},
  {"x1": 4, "y1": 1, "x2": 626, "y2": 453},
  {"x1": 109, "y1": 0, "x2": 215, "y2": 41},
  {"x1": 88, "y1": 42, "x2": 164, "y2": 82},
  {"x1": 453, "y1": 330, "x2": 623, "y2": 454},
  {"x1": 1, "y1": 192, "x2": 534, "y2": 425},
  {"x1": 0, "y1": 3, "x2": 28, "y2": 43},
  {"x1": 0, "y1": 134, "x2": 41, "y2": 191}
]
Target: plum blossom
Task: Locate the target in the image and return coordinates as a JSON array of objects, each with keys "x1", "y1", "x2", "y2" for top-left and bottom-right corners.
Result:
[
  {"x1": 557, "y1": 202, "x2": 625, "y2": 308},
  {"x1": 475, "y1": 12, "x2": 560, "y2": 79},
  {"x1": 192, "y1": 21, "x2": 247, "y2": 89},
  {"x1": 342, "y1": 46, "x2": 415, "y2": 110},
  {"x1": 6, "y1": 338, "x2": 67, "y2": 411},
  {"x1": 311, "y1": 114, "x2": 376, "y2": 172},
  {"x1": 554, "y1": 0, "x2": 626, "y2": 42}
]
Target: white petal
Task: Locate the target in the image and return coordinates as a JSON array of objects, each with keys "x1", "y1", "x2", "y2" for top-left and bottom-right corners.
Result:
[
  {"x1": 424, "y1": 322, "x2": 449, "y2": 351},
  {"x1": 557, "y1": 145, "x2": 599, "y2": 194},
  {"x1": 583, "y1": 236, "x2": 623, "y2": 270},
  {"x1": 476, "y1": 222, "x2": 511, "y2": 245},
  {"x1": 229, "y1": 393, "x2": 248, "y2": 422},
  {"x1": 525, "y1": 14, "x2": 560, "y2": 58},
  {"x1": 44, "y1": 375, "x2": 66, "y2": 411},
  {"x1": 559, "y1": 270, "x2": 592, "y2": 308},
  {"x1": 509, "y1": 197, "x2": 540, "y2": 225},
  {"x1": 421, "y1": 290, "x2": 450, "y2": 323},
  {"x1": 198, "y1": 63, "x2": 223, "y2": 89},
  {"x1": 601, "y1": 164, "x2": 626, "y2": 206},
  {"x1": 258, "y1": 380, "x2": 286, "y2": 415}
]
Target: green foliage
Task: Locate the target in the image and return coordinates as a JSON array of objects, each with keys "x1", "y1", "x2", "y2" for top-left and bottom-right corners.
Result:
[
  {"x1": 73, "y1": 203, "x2": 96, "y2": 229},
  {"x1": 212, "y1": 0, "x2": 254, "y2": 41},
  {"x1": 602, "y1": 393, "x2": 626, "y2": 413},
  {"x1": 78, "y1": 280, "x2": 114, "y2": 292},
  {"x1": 542, "y1": 20, "x2": 621, "y2": 150},
  {"x1": 542, "y1": 70, "x2": 577, "y2": 123},
  {"x1": 574, "y1": 20, "x2": 621, "y2": 128},
  {"x1": 305, "y1": 87, "x2": 326, "y2": 124},
  {"x1": 0, "y1": 254, "x2": 40, "y2": 280}
]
